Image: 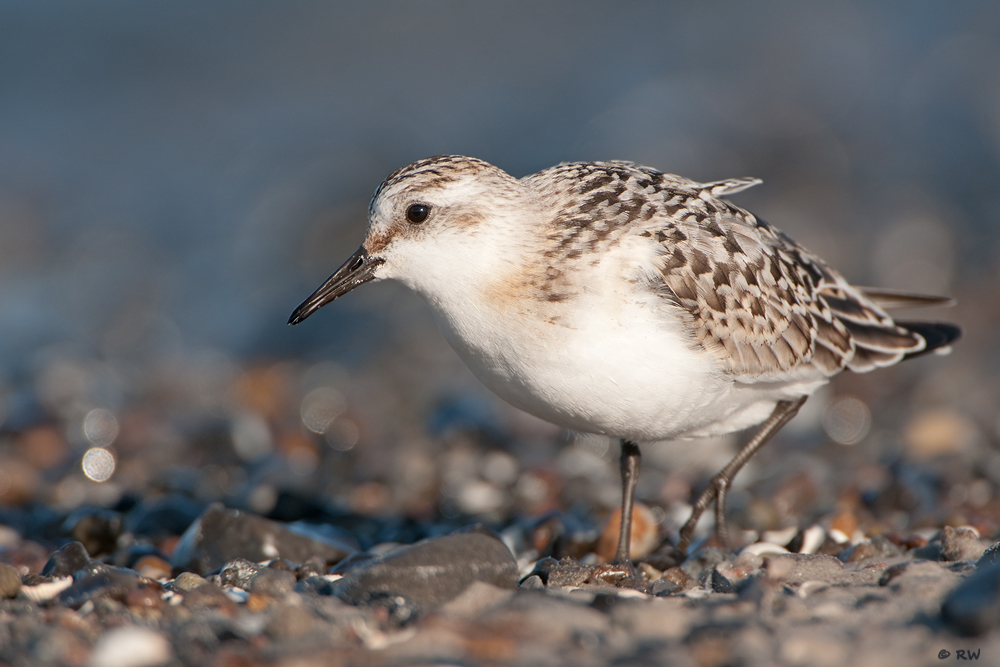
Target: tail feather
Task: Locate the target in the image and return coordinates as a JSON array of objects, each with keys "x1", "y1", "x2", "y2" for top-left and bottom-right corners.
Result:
[{"x1": 859, "y1": 287, "x2": 956, "y2": 310}]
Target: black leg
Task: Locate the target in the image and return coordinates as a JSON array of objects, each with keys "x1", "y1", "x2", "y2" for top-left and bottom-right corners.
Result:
[
  {"x1": 614, "y1": 439, "x2": 642, "y2": 567},
  {"x1": 677, "y1": 396, "x2": 807, "y2": 553}
]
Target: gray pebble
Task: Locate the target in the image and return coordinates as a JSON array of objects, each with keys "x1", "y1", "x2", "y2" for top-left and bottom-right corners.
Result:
[
  {"x1": 171, "y1": 504, "x2": 355, "y2": 574},
  {"x1": 332, "y1": 532, "x2": 517, "y2": 615},
  {"x1": 251, "y1": 568, "x2": 296, "y2": 597},
  {"x1": 546, "y1": 558, "x2": 591, "y2": 588},
  {"x1": 940, "y1": 526, "x2": 987, "y2": 562},
  {"x1": 171, "y1": 572, "x2": 208, "y2": 591},
  {"x1": 766, "y1": 553, "x2": 849, "y2": 585}
]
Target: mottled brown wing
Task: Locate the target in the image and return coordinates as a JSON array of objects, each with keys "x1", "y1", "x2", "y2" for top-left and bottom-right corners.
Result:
[{"x1": 645, "y1": 185, "x2": 927, "y2": 381}]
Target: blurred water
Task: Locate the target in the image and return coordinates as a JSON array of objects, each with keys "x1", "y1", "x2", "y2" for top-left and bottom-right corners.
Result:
[{"x1": 0, "y1": 0, "x2": 997, "y2": 383}]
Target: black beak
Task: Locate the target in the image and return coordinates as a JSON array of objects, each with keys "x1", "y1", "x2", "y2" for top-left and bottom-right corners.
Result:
[{"x1": 288, "y1": 246, "x2": 384, "y2": 325}]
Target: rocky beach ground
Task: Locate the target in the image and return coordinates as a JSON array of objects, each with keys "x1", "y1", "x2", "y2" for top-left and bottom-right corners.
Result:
[{"x1": 1, "y1": 336, "x2": 998, "y2": 666}]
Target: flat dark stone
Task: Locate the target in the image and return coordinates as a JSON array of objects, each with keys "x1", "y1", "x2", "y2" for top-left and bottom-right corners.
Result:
[
  {"x1": 170, "y1": 504, "x2": 355, "y2": 574},
  {"x1": 57, "y1": 567, "x2": 141, "y2": 609},
  {"x1": 40, "y1": 541, "x2": 92, "y2": 578},
  {"x1": 332, "y1": 532, "x2": 517, "y2": 614},
  {"x1": 941, "y1": 559, "x2": 1000, "y2": 636}
]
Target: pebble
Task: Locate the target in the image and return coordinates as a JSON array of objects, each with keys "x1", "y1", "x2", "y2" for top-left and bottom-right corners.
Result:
[
  {"x1": 87, "y1": 626, "x2": 173, "y2": 667},
  {"x1": 649, "y1": 578, "x2": 679, "y2": 596},
  {"x1": 132, "y1": 554, "x2": 172, "y2": 580},
  {"x1": 58, "y1": 567, "x2": 141, "y2": 609},
  {"x1": 877, "y1": 560, "x2": 959, "y2": 598},
  {"x1": 977, "y1": 541, "x2": 1000, "y2": 568},
  {"x1": 180, "y1": 582, "x2": 237, "y2": 613},
  {"x1": 941, "y1": 559, "x2": 1000, "y2": 636},
  {"x1": 170, "y1": 572, "x2": 207, "y2": 591},
  {"x1": 124, "y1": 495, "x2": 205, "y2": 537},
  {"x1": 214, "y1": 557, "x2": 261, "y2": 590},
  {"x1": 840, "y1": 535, "x2": 901, "y2": 563},
  {"x1": 170, "y1": 504, "x2": 354, "y2": 574},
  {"x1": 545, "y1": 558, "x2": 592, "y2": 588},
  {"x1": 63, "y1": 508, "x2": 123, "y2": 558},
  {"x1": 439, "y1": 580, "x2": 517, "y2": 619},
  {"x1": 704, "y1": 567, "x2": 737, "y2": 594},
  {"x1": 41, "y1": 541, "x2": 92, "y2": 578},
  {"x1": 19, "y1": 576, "x2": 73, "y2": 602},
  {"x1": 250, "y1": 568, "x2": 296, "y2": 597},
  {"x1": 0, "y1": 562, "x2": 22, "y2": 598},
  {"x1": 766, "y1": 553, "x2": 849, "y2": 585},
  {"x1": 332, "y1": 532, "x2": 518, "y2": 615},
  {"x1": 939, "y1": 526, "x2": 987, "y2": 562},
  {"x1": 739, "y1": 542, "x2": 789, "y2": 557},
  {"x1": 594, "y1": 502, "x2": 660, "y2": 562},
  {"x1": 265, "y1": 604, "x2": 317, "y2": 641},
  {"x1": 295, "y1": 574, "x2": 336, "y2": 595}
]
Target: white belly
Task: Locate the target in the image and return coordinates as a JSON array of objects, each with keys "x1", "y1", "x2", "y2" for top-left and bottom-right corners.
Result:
[{"x1": 433, "y1": 290, "x2": 767, "y2": 442}]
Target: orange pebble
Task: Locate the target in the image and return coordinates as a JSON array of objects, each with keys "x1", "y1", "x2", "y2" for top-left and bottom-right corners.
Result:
[{"x1": 595, "y1": 502, "x2": 659, "y2": 563}]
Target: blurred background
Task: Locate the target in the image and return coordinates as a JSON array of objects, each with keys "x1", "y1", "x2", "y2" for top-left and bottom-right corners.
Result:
[{"x1": 1, "y1": 1, "x2": 998, "y2": 552}]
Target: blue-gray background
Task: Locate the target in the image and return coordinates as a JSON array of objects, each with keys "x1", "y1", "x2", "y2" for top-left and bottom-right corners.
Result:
[
  {"x1": 0, "y1": 1, "x2": 997, "y2": 522},
  {"x1": 2, "y1": 1, "x2": 997, "y2": 364}
]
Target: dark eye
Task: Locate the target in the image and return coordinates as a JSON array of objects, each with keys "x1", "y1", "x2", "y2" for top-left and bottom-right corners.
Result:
[{"x1": 406, "y1": 203, "x2": 430, "y2": 224}]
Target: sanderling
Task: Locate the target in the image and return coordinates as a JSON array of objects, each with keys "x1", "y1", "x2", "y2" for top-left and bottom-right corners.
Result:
[{"x1": 290, "y1": 155, "x2": 960, "y2": 569}]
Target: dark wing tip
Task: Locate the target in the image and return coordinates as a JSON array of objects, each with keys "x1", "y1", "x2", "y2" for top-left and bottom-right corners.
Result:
[{"x1": 898, "y1": 321, "x2": 962, "y2": 358}]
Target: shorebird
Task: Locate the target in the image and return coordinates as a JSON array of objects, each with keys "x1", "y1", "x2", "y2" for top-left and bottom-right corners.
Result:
[{"x1": 290, "y1": 155, "x2": 960, "y2": 569}]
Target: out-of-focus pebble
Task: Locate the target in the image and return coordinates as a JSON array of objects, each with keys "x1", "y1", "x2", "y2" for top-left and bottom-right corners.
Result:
[
  {"x1": 595, "y1": 502, "x2": 659, "y2": 562},
  {"x1": 133, "y1": 555, "x2": 171, "y2": 580},
  {"x1": 904, "y1": 409, "x2": 978, "y2": 460},
  {"x1": 41, "y1": 541, "x2": 92, "y2": 578},
  {"x1": 827, "y1": 512, "x2": 857, "y2": 544},
  {"x1": 20, "y1": 576, "x2": 73, "y2": 602},
  {"x1": 978, "y1": 541, "x2": 1000, "y2": 568},
  {"x1": 63, "y1": 509, "x2": 123, "y2": 559},
  {"x1": 840, "y1": 535, "x2": 900, "y2": 563},
  {"x1": 170, "y1": 572, "x2": 207, "y2": 591},
  {"x1": 798, "y1": 525, "x2": 827, "y2": 555},
  {"x1": 58, "y1": 567, "x2": 140, "y2": 609},
  {"x1": 216, "y1": 558, "x2": 261, "y2": 590},
  {"x1": 766, "y1": 554, "x2": 848, "y2": 586},
  {"x1": 170, "y1": 504, "x2": 354, "y2": 574},
  {"x1": 333, "y1": 533, "x2": 517, "y2": 615},
  {"x1": 124, "y1": 495, "x2": 205, "y2": 538},
  {"x1": 87, "y1": 626, "x2": 172, "y2": 667},
  {"x1": 740, "y1": 542, "x2": 789, "y2": 557},
  {"x1": 250, "y1": 568, "x2": 296, "y2": 597},
  {"x1": 939, "y1": 526, "x2": 987, "y2": 562},
  {"x1": 760, "y1": 526, "x2": 798, "y2": 547},
  {"x1": 941, "y1": 560, "x2": 1000, "y2": 636},
  {"x1": 0, "y1": 562, "x2": 21, "y2": 598}
]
